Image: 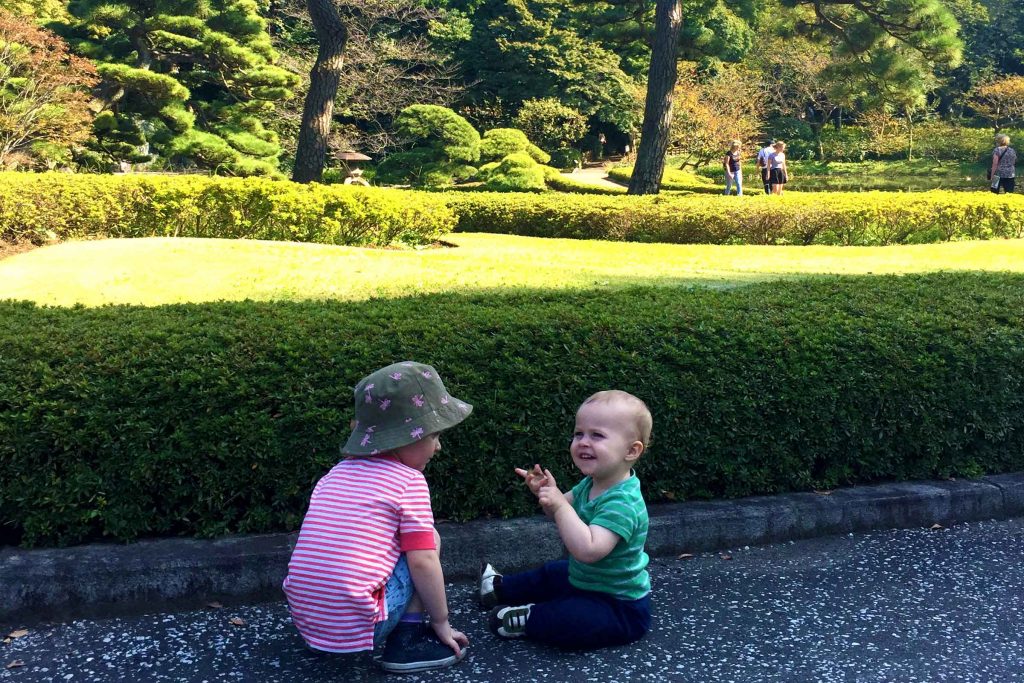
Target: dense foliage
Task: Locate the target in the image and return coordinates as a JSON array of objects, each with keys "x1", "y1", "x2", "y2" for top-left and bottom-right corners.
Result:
[
  {"x1": 4, "y1": 0, "x2": 1024, "y2": 175},
  {"x1": 0, "y1": 172, "x2": 455, "y2": 246},
  {"x1": 52, "y1": 0, "x2": 297, "y2": 174},
  {"x1": 3, "y1": 273, "x2": 1023, "y2": 546},
  {"x1": 0, "y1": 11, "x2": 97, "y2": 169},
  {"x1": 374, "y1": 104, "x2": 481, "y2": 187},
  {"x1": 446, "y1": 190, "x2": 1024, "y2": 245}
]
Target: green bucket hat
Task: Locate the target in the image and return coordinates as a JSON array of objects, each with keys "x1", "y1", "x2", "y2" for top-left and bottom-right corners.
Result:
[{"x1": 341, "y1": 361, "x2": 473, "y2": 456}]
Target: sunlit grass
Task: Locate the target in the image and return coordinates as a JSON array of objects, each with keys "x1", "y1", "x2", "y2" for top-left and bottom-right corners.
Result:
[
  {"x1": 690, "y1": 158, "x2": 987, "y2": 192},
  {"x1": 2, "y1": 233, "x2": 1023, "y2": 307}
]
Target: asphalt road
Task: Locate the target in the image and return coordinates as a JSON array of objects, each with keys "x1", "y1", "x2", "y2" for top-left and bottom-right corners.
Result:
[{"x1": 3, "y1": 517, "x2": 1023, "y2": 683}]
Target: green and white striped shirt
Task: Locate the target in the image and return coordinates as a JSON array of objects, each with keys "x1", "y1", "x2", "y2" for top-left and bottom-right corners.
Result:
[{"x1": 568, "y1": 473, "x2": 651, "y2": 600}]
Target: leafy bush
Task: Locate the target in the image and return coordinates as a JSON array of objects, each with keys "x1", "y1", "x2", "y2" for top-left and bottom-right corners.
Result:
[
  {"x1": 0, "y1": 172, "x2": 455, "y2": 247},
  {"x1": 375, "y1": 105, "x2": 481, "y2": 187},
  {"x1": 548, "y1": 147, "x2": 584, "y2": 170},
  {"x1": 3, "y1": 273, "x2": 1024, "y2": 546},
  {"x1": 480, "y1": 128, "x2": 550, "y2": 164},
  {"x1": 481, "y1": 152, "x2": 547, "y2": 192},
  {"x1": 513, "y1": 98, "x2": 588, "y2": 153},
  {"x1": 445, "y1": 189, "x2": 1024, "y2": 245}
]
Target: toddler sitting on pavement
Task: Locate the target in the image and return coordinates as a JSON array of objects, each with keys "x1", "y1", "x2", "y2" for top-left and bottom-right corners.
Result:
[
  {"x1": 283, "y1": 361, "x2": 472, "y2": 673},
  {"x1": 480, "y1": 390, "x2": 653, "y2": 649}
]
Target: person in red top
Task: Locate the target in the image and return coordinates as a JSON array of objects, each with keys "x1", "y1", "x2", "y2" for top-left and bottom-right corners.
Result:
[{"x1": 283, "y1": 361, "x2": 473, "y2": 674}]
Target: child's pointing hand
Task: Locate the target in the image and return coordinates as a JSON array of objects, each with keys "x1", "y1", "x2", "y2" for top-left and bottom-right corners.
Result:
[{"x1": 514, "y1": 464, "x2": 550, "y2": 498}]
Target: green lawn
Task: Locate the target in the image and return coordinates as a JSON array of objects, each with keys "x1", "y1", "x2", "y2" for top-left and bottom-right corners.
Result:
[
  {"x1": 2, "y1": 234, "x2": 1023, "y2": 307},
  {"x1": 692, "y1": 158, "x2": 988, "y2": 192}
]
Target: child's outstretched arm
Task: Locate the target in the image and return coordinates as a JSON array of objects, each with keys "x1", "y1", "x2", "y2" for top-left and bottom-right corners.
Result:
[
  {"x1": 537, "y1": 470, "x2": 618, "y2": 564},
  {"x1": 406, "y1": 548, "x2": 469, "y2": 655}
]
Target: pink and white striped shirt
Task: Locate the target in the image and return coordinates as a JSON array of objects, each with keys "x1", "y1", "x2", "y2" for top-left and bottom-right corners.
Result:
[{"x1": 283, "y1": 455, "x2": 436, "y2": 652}]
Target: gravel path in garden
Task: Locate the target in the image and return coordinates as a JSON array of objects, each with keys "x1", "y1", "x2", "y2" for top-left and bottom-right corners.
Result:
[{"x1": 562, "y1": 165, "x2": 627, "y2": 189}]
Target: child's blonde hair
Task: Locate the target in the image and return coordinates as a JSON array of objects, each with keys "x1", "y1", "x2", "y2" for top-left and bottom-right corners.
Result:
[
  {"x1": 580, "y1": 390, "x2": 653, "y2": 447},
  {"x1": 730, "y1": 140, "x2": 741, "y2": 151},
  {"x1": 774, "y1": 140, "x2": 786, "y2": 151}
]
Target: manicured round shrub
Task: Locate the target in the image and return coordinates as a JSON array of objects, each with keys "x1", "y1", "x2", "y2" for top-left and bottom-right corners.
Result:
[
  {"x1": 375, "y1": 105, "x2": 481, "y2": 187},
  {"x1": 480, "y1": 128, "x2": 550, "y2": 164}
]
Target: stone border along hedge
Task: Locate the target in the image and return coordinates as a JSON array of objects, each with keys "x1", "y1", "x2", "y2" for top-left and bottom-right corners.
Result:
[
  {"x1": 2, "y1": 273, "x2": 1023, "y2": 547},
  {"x1": 446, "y1": 189, "x2": 1024, "y2": 245},
  {"x1": 0, "y1": 172, "x2": 455, "y2": 247}
]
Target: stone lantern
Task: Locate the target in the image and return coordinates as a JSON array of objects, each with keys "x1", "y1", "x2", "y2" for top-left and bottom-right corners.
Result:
[{"x1": 336, "y1": 150, "x2": 372, "y2": 186}]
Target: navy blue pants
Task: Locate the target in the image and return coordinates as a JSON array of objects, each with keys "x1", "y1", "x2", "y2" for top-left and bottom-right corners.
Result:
[{"x1": 498, "y1": 560, "x2": 651, "y2": 649}]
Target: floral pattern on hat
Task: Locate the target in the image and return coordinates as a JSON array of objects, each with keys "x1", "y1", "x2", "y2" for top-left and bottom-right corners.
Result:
[{"x1": 341, "y1": 361, "x2": 474, "y2": 456}]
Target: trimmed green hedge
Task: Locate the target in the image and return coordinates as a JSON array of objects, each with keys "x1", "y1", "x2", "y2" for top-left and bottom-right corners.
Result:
[
  {"x1": 445, "y1": 190, "x2": 1024, "y2": 245},
  {"x1": 0, "y1": 172, "x2": 455, "y2": 247},
  {"x1": 3, "y1": 273, "x2": 1024, "y2": 547}
]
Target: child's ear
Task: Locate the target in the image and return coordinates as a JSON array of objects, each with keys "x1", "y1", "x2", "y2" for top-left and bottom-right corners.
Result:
[{"x1": 625, "y1": 440, "x2": 644, "y2": 463}]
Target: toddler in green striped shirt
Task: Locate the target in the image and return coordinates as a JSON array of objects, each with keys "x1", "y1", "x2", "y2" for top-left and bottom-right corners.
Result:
[{"x1": 479, "y1": 390, "x2": 652, "y2": 649}]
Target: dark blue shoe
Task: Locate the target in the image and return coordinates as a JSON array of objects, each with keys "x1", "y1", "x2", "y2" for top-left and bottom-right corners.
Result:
[{"x1": 379, "y1": 622, "x2": 466, "y2": 674}]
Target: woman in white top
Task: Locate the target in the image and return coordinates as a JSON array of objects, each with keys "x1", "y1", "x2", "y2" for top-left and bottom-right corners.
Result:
[{"x1": 768, "y1": 141, "x2": 790, "y2": 196}]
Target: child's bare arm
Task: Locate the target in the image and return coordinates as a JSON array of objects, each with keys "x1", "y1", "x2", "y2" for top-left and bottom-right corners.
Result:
[
  {"x1": 537, "y1": 470, "x2": 616, "y2": 563},
  {"x1": 406, "y1": 548, "x2": 468, "y2": 655}
]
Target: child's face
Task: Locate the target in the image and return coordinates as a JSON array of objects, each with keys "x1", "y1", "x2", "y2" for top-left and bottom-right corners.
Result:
[
  {"x1": 393, "y1": 432, "x2": 441, "y2": 472},
  {"x1": 570, "y1": 401, "x2": 643, "y2": 485}
]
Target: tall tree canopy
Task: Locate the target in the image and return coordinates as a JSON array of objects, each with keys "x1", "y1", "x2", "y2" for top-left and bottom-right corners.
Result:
[
  {"x1": 629, "y1": 0, "x2": 963, "y2": 194},
  {"x1": 431, "y1": 0, "x2": 643, "y2": 136},
  {"x1": 55, "y1": 0, "x2": 297, "y2": 174}
]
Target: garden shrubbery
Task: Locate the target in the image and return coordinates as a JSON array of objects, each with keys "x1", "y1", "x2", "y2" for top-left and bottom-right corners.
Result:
[
  {"x1": 2, "y1": 273, "x2": 1024, "y2": 547},
  {"x1": 446, "y1": 190, "x2": 1024, "y2": 245},
  {"x1": 0, "y1": 172, "x2": 455, "y2": 247}
]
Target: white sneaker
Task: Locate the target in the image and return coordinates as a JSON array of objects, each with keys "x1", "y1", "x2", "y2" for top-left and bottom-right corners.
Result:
[
  {"x1": 479, "y1": 562, "x2": 502, "y2": 608},
  {"x1": 488, "y1": 604, "x2": 533, "y2": 639}
]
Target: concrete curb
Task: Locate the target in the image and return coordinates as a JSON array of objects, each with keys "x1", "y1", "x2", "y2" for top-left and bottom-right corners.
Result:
[{"x1": 3, "y1": 473, "x2": 1024, "y2": 625}]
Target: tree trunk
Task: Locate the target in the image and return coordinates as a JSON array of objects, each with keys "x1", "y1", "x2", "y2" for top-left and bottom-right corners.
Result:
[
  {"x1": 292, "y1": 0, "x2": 348, "y2": 184},
  {"x1": 906, "y1": 112, "x2": 914, "y2": 161},
  {"x1": 627, "y1": 0, "x2": 683, "y2": 195}
]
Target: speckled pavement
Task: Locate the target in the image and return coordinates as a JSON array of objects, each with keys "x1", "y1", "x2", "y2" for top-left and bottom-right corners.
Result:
[{"x1": 3, "y1": 517, "x2": 1023, "y2": 682}]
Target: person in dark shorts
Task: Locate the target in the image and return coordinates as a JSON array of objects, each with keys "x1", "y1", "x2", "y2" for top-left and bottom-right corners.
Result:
[
  {"x1": 768, "y1": 141, "x2": 790, "y2": 195},
  {"x1": 990, "y1": 134, "x2": 1017, "y2": 194}
]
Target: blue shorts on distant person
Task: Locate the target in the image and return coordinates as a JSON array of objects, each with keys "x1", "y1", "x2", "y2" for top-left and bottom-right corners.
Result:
[{"x1": 373, "y1": 555, "x2": 415, "y2": 648}]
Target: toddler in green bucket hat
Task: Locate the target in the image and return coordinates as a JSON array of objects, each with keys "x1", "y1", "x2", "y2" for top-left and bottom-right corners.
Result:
[{"x1": 284, "y1": 361, "x2": 472, "y2": 674}]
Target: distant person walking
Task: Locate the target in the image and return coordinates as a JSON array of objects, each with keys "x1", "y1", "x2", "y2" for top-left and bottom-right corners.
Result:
[
  {"x1": 769, "y1": 141, "x2": 790, "y2": 196},
  {"x1": 756, "y1": 139, "x2": 775, "y2": 194},
  {"x1": 990, "y1": 134, "x2": 1017, "y2": 194},
  {"x1": 723, "y1": 140, "x2": 743, "y2": 196}
]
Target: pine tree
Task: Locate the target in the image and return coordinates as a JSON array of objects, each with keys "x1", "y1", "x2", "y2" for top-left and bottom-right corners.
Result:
[{"x1": 57, "y1": 0, "x2": 297, "y2": 174}]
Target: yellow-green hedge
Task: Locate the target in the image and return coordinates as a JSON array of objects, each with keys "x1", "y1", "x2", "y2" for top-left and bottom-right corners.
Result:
[
  {"x1": 446, "y1": 190, "x2": 1024, "y2": 245},
  {"x1": 0, "y1": 172, "x2": 456, "y2": 247}
]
